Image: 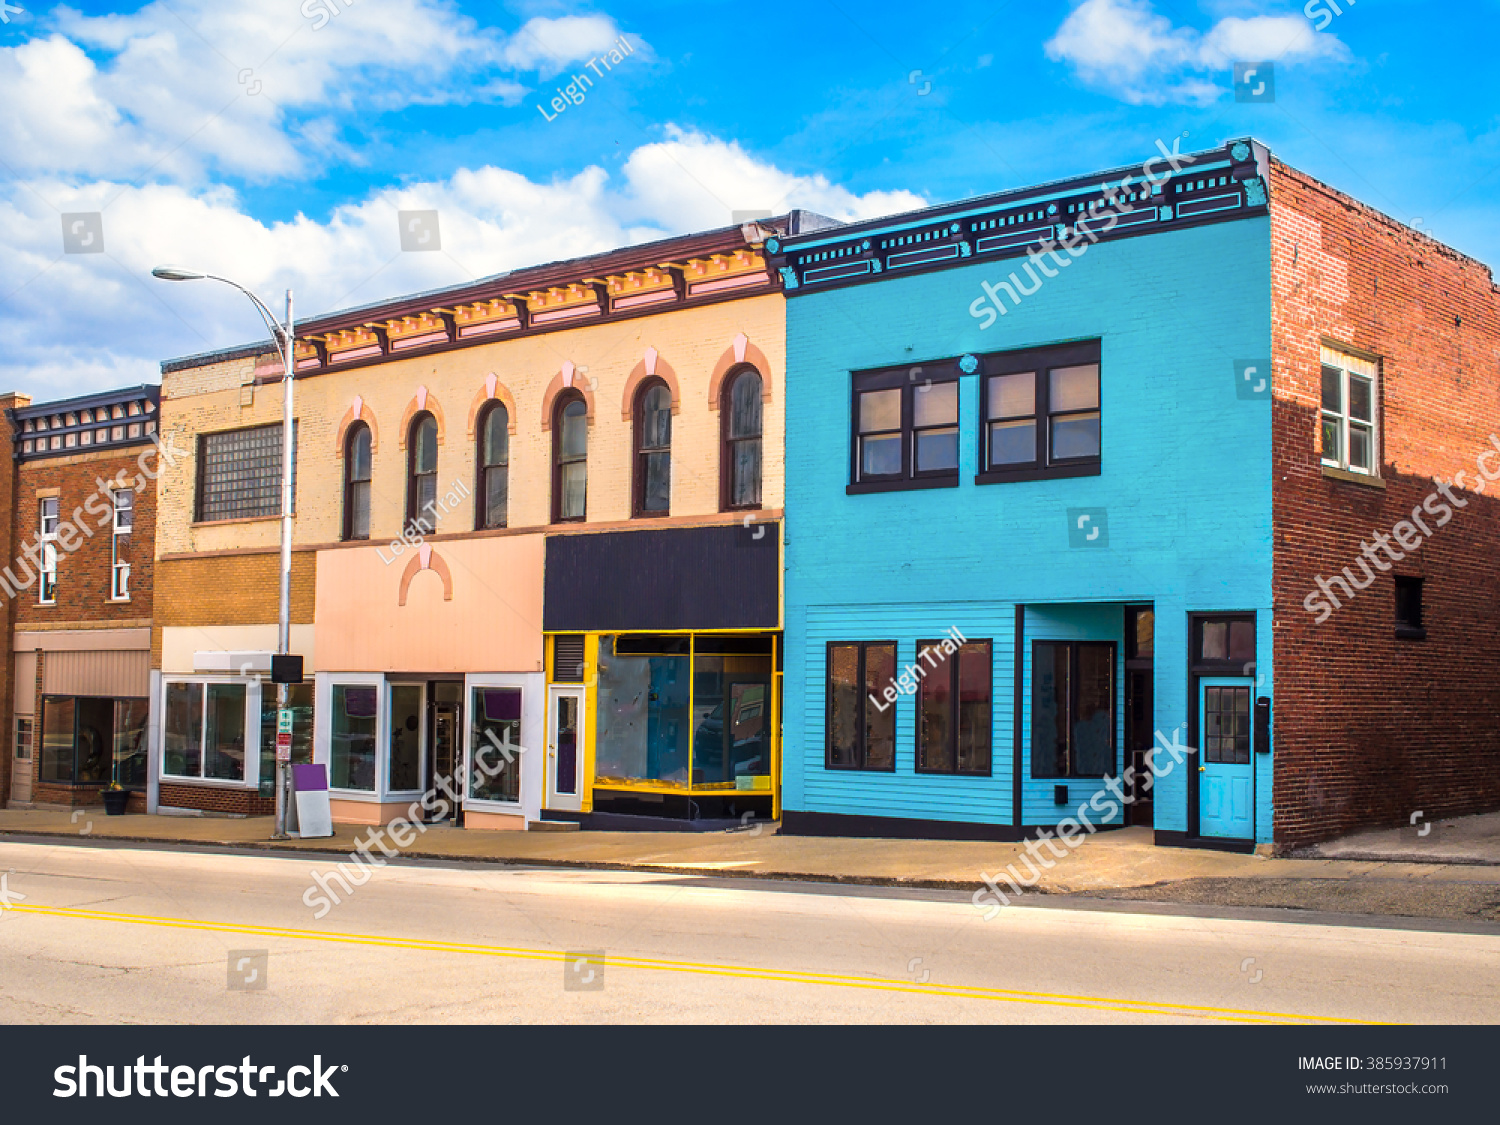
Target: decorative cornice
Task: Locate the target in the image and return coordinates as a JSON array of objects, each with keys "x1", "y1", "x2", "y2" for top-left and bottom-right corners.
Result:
[{"x1": 764, "y1": 138, "x2": 1271, "y2": 295}]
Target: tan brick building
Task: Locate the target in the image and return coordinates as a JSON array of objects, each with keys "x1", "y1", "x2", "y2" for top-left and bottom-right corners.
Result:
[{"x1": 156, "y1": 216, "x2": 822, "y2": 828}]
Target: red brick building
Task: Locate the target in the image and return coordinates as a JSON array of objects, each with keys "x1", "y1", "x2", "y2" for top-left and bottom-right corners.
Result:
[
  {"x1": 4, "y1": 386, "x2": 161, "y2": 812},
  {"x1": 1271, "y1": 159, "x2": 1500, "y2": 847}
]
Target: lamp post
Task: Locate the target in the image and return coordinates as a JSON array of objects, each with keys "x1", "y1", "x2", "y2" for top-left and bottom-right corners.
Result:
[{"x1": 153, "y1": 266, "x2": 296, "y2": 840}]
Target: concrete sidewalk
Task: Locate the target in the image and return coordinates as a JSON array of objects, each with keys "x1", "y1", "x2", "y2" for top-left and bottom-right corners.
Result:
[
  {"x1": 1302, "y1": 810, "x2": 1500, "y2": 866},
  {"x1": 4, "y1": 807, "x2": 1499, "y2": 901}
]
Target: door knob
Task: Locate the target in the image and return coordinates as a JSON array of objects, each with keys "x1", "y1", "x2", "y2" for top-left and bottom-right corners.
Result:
[{"x1": 1198, "y1": 766, "x2": 1206, "y2": 772}]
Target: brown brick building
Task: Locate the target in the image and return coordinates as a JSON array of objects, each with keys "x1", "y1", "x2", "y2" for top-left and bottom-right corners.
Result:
[
  {"x1": 1270, "y1": 160, "x2": 1500, "y2": 848},
  {"x1": 4, "y1": 386, "x2": 161, "y2": 812}
]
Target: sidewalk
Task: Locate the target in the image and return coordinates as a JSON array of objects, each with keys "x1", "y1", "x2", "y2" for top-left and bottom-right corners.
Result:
[
  {"x1": 5, "y1": 807, "x2": 1499, "y2": 905},
  {"x1": 1302, "y1": 810, "x2": 1500, "y2": 866}
]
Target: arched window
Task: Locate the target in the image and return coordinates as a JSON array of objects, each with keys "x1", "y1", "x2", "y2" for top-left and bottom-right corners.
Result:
[
  {"x1": 722, "y1": 368, "x2": 763, "y2": 510},
  {"x1": 633, "y1": 380, "x2": 672, "y2": 516},
  {"x1": 343, "y1": 422, "x2": 372, "y2": 541},
  {"x1": 407, "y1": 412, "x2": 438, "y2": 526},
  {"x1": 477, "y1": 402, "x2": 509, "y2": 529},
  {"x1": 552, "y1": 393, "x2": 587, "y2": 522}
]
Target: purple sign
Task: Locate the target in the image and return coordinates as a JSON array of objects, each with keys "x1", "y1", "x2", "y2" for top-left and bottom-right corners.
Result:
[
  {"x1": 292, "y1": 763, "x2": 328, "y2": 792},
  {"x1": 343, "y1": 686, "x2": 377, "y2": 718},
  {"x1": 483, "y1": 689, "x2": 522, "y2": 722}
]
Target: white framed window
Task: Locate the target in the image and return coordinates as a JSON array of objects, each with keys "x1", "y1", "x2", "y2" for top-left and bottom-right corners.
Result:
[
  {"x1": 1320, "y1": 346, "x2": 1379, "y2": 475},
  {"x1": 39, "y1": 497, "x2": 59, "y2": 605},
  {"x1": 111, "y1": 490, "x2": 133, "y2": 601},
  {"x1": 161, "y1": 678, "x2": 254, "y2": 784},
  {"x1": 15, "y1": 717, "x2": 33, "y2": 760}
]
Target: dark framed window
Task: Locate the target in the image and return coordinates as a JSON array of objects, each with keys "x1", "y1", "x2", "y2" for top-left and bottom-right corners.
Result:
[
  {"x1": 1191, "y1": 614, "x2": 1256, "y2": 672},
  {"x1": 552, "y1": 392, "x2": 588, "y2": 522},
  {"x1": 343, "y1": 422, "x2": 372, "y2": 541},
  {"x1": 721, "y1": 368, "x2": 763, "y2": 510},
  {"x1": 1203, "y1": 685, "x2": 1251, "y2": 765},
  {"x1": 633, "y1": 380, "x2": 672, "y2": 516},
  {"x1": 40, "y1": 695, "x2": 148, "y2": 787},
  {"x1": 825, "y1": 641, "x2": 897, "y2": 770},
  {"x1": 849, "y1": 361, "x2": 960, "y2": 493},
  {"x1": 406, "y1": 412, "x2": 438, "y2": 526},
  {"x1": 916, "y1": 639, "x2": 992, "y2": 775},
  {"x1": 1031, "y1": 641, "x2": 1116, "y2": 778},
  {"x1": 477, "y1": 402, "x2": 509, "y2": 529},
  {"x1": 196, "y1": 422, "x2": 297, "y2": 522},
  {"x1": 1395, "y1": 575, "x2": 1425, "y2": 640},
  {"x1": 978, "y1": 340, "x2": 1101, "y2": 484}
]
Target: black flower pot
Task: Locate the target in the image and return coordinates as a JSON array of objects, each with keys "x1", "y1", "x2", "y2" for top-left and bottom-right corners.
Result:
[{"x1": 101, "y1": 789, "x2": 131, "y2": 816}]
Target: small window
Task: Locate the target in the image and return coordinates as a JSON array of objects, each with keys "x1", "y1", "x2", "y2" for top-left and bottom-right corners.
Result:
[
  {"x1": 1395, "y1": 575, "x2": 1425, "y2": 640},
  {"x1": 980, "y1": 341, "x2": 1102, "y2": 482},
  {"x1": 15, "y1": 717, "x2": 33, "y2": 760},
  {"x1": 1193, "y1": 615, "x2": 1256, "y2": 668},
  {"x1": 826, "y1": 642, "x2": 897, "y2": 770},
  {"x1": 552, "y1": 393, "x2": 587, "y2": 522},
  {"x1": 1320, "y1": 347, "x2": 1378, "y2": 475},
  {"x1": 477, "y1": 403, "x2": 509, "y2": 529},
  {"x1": 407, "y1": 413, "x2": 438, "y2": 527},
  {"x1": 722, "y1": 368, "x2": 763, "y2": 510},
  {"x1": 111, "y1": 490, "x2": 132, "y2": 601},
  {"x1": 1203, "y1": 685, "x2": 1251, "y2": 765},
  {"x1": 39, "y1": 498, "x2": 59, "y2": 605},
  {"x1": 849, "y1": 366, "x2": 960, "y2": 492},
  {"x1": 344, "y1": 423, "x2": 372, "y2": 541},
  {"x1": 633, "y1": 380, "x2": 672, "y2": 516},
  {"x1": 1031, "y1": 641, "x2": 1116, "y2": 779},
  {"x1": 916, "y1": 639, "x2": 992, "y2": 775}
]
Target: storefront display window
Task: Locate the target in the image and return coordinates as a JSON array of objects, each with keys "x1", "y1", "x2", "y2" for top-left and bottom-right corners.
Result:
[
  {"x1": 331, "y1": 684, "x2": 377, "y2": 791},
  {"x1": 470, "y1": 687, "x2": 522, "y2": 803},
  {"x1": 692, "y1": 639, "x2": 772, "y2": 786},
  {"x1": 389, "y1": 685, "x2": 423, "y2": 791},
  {"x1": 595, "y1": 636, "x2": 690, "y2": 786},
  {"x1": 161, "y1": 681, "x2": 247, "y2": 782}
]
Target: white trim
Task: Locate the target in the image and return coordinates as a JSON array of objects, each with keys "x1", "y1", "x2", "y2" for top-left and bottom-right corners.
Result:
[
  {"x1": 157, "y1": 674, "x2": 259, "y2": 787},
  {"x1": 1319, "y1": 345, "x2": 1380, "y2": 476}
]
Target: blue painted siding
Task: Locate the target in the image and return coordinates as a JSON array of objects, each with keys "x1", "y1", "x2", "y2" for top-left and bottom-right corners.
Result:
[{"x1": 783, "y1": 216, "x2": 1276, "y2": 841}]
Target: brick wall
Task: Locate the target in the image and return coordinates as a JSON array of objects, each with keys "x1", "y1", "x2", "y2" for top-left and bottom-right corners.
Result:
[
  {"x1": 152, "y1": 552, "x2": 316, "y2": 666},
  {"x1": 0, "y1": 392, "x2": 26, "y2": 804},
  {"x1": 1270, "y1": 158, "x2": 1500, "y2": 847},
  {"x1": 158, "y1": 781, "x2": 272, "y2": 816},
  {"x1": 13, "y1": 444, "x2": 157, "y2": 628}
]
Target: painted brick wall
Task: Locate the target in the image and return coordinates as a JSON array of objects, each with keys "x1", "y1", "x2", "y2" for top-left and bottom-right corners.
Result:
[
  {"x1": 157, "y1": 295, "x2": 786, "y2": 560},
  {"x1": 782, "y1": 217, "x2": 1275, "y2": 836},
  {"x1": 1269, "y1": 159, "x2": 1500, "y2": 847}
]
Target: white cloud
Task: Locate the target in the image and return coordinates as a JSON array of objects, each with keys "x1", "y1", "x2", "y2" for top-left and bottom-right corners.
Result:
[
  {"x1": 500, "y1": 15, "x2": 633, "y2": 78},
  {"x1": 0, "y1": 128, "x2": 922, "y2": 400},
  {"x1": 1045, "y1": 0, "x2": 1346, "y2": 105}
]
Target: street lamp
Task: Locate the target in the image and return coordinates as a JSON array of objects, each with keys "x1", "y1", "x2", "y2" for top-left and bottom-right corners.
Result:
[{"x1": 153, "y1": 266, "x2": 297, "y2": 840}]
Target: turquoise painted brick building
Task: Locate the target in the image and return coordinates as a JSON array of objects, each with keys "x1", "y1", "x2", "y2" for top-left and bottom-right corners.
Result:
[{"x1": 769, "y1": 139, "x2": 1276, "y2": 849}]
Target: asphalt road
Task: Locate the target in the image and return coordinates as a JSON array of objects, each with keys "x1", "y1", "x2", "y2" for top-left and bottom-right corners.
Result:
[{"x1": 1, "y1": 840, "x2": 1496, "y2": 1024}]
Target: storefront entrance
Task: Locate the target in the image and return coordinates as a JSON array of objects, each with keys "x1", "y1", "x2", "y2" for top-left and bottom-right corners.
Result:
[
  {"x1": 424, "y1": 680, "x2": 463, "y2": 824},
  {"x1": 546, "y1": 686, "x2": 584, "y2": 813}
]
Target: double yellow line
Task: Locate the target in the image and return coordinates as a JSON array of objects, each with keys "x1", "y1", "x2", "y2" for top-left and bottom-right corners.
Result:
[{"x1": 5, "y1": 902, "x2": 1374, "y2": 1024}]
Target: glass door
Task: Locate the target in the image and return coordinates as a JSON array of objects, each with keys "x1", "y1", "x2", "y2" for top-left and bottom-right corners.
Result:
[{"x1": 546, "y1": 687, "x2": 584, "y2": 812}]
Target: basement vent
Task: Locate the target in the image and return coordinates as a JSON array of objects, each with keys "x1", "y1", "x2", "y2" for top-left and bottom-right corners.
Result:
[{"x1": 553, "y1": 635, "x2": 586, "y2": 682}]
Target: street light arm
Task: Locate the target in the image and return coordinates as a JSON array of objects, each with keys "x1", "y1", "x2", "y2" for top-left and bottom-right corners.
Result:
[{"x1": 198, "y1": 274, "x2": 293, "y2": 362}]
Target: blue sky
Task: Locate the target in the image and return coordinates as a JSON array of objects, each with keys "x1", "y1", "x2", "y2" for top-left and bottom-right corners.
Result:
[{"x1": 2, "y1": 0, "x2": 1497, "y2": 398}]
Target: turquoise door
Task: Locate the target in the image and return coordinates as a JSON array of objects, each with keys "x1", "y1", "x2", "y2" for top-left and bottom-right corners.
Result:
[{"x1": 1198, "y1": 677, "x2": 1254, "y2": 839}]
